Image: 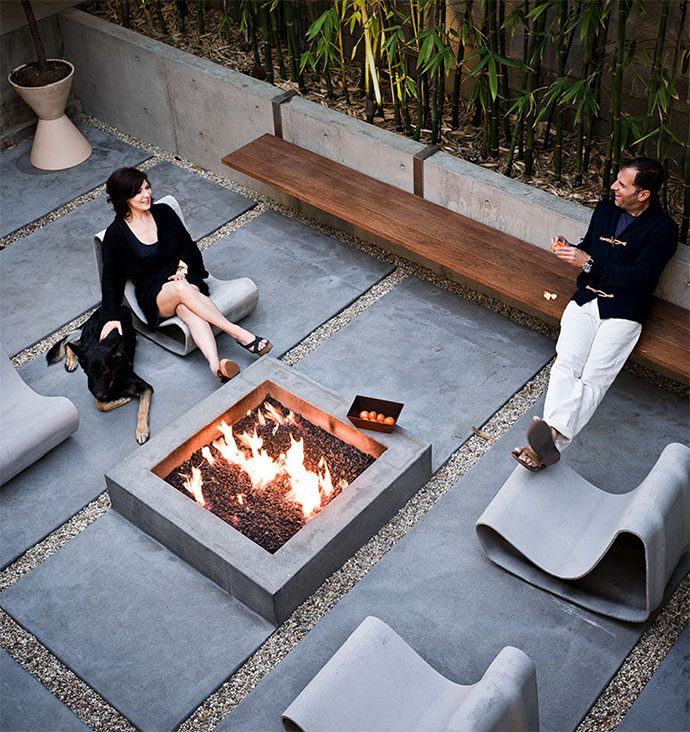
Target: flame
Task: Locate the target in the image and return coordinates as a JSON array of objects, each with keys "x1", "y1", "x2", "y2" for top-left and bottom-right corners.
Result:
[
  {"x1": 187, "y1": 412, "x2": 343, "y2": 520},
  {"x1": 182, "y1": 466, "x2": 206, "y2": 507},
  {"x1": 283, "y1": 436, "x2": 339, "y2": 518}
]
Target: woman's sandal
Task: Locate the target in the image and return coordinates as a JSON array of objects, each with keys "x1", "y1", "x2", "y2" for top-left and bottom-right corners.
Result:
[
  {"x1": 511, "y1": 446, "x2": 546, "y2": 472},
  {"x1": 240, "y1": 335, "x2": 273, "y2": 356},
  {"x1": 217, "y1": 359, "x2": 240, "y2": 384},
  {"x1": 527, "y1": 418, "x2": 561, "y2": 466}
]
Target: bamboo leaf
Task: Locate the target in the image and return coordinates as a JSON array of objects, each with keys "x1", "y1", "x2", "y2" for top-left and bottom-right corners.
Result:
[{"x1": 488, "y1": 57, "x2": 498, "y2": 101}]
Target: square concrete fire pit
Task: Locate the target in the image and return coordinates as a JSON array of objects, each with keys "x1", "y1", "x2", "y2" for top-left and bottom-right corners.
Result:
[{"x1": 107, "y1": 358, "x2": 431, "y2": 624}]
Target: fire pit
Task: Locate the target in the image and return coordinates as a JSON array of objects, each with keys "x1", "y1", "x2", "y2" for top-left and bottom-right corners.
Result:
[{"x1": 107, "y1": 358, "x2": 431, "y2": 624}]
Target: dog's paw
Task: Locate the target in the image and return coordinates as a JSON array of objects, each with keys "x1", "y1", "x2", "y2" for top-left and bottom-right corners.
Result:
[
  {"x1": 136, "y1": 427, "x2": 150, "y2": 445},
  {"x1": 64, "y1": 360, "x2": 78, "y2": 373}
]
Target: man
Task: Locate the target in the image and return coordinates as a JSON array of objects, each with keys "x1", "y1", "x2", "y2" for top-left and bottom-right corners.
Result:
[{"x1": 513, "y1": 157, "x2": 678, "y2": 471}]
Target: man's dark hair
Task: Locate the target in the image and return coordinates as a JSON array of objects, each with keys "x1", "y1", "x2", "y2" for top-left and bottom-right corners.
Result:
[
  {"x1": 106, "y1": 167, "x2": 152, "y2": 219},
  {"x1": 622, "y1": 157, "x2": 664, "y2": 197}
]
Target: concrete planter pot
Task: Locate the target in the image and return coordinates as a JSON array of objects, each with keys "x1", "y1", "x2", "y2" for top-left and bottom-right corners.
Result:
[{"x1": 8, "y1": 59, "x2": 92, "y2": 170}]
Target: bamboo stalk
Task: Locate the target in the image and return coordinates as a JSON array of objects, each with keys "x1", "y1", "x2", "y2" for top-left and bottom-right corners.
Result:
[
  {"x1": 612, "y1": 0, "x2": 633, "y2": 180},
  {"x1": 270, "y1": 9, "x2": 286, "y2": 81},
  {"x1": 643, "y1": 0, "x2": 670, "y2": 156},
  {"x1": 196, "y1": 0, "x2": 203, "y2": 34},
  {"x1": 120, "y1": 0, "x2": 130, "y2": 29},
  {"x1": 451, "y1": 0, "x2": 472, "y2": 129},
  {"x1": 523, "y1": 3, "x2": 547, "y2": 177},
  {"x1": 259, "y1": 2, "x2": 273, "y2": 83},
  {"x1": 153, "y1": 0, "x2": 168, "y2": 34}
]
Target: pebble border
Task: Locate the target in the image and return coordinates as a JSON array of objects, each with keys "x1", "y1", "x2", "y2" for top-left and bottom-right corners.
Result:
[{"x1": 0, "y1": 118, "x2": 686, "y2": 731}]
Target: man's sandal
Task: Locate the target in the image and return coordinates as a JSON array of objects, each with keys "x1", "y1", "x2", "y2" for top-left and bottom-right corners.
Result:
[
  {"x1": 511, "y1": 446, "x2": 546, "y2": 472},
  {"x1": 527, "y1": 418, "x2": 561, "y2": 466},
  {"x1": 217, "y1": 359, "x2": 240, "y2": 384},
  {"x1": 240, "y1": 335, "x2": 273, "y2": 356}
]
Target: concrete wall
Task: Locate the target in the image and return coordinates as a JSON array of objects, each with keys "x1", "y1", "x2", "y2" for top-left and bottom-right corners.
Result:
[
  {"x1": 59, "y1": 8, "x2": 277, "y2": 179},
  {"x1": 58, "y1": 8, "x2": 688, "y2": 310},
  {"x1": 282, "y1": 97, "x2": 425, "y2": 193}
]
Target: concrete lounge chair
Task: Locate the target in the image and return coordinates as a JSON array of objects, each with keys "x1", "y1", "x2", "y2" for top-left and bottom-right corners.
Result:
[
  {"x1": 475, "y1": 443, "x2": 690, "y2": 622},
  {"x1": 93, "y1": 195, "x2": 258, "y2": 355},
  {"x1": 281, "y1": 616, "x2": 539, "y2": 732},
  {"x1": 0, "y1": 344, "x2": 79, "y2": 485}
]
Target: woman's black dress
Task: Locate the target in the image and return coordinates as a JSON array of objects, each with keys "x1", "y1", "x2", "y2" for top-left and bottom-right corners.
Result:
[{"x1": 100, "y1": 202, "x2": 209, "y2": 327}]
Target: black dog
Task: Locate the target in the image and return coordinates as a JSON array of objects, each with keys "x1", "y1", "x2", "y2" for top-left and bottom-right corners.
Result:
[{"x1": 47, "y1": 306, "x2": 153, "y2": 444}]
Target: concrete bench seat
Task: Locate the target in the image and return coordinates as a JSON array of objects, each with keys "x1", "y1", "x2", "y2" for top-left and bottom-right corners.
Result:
[
  {"x1": 223, "y1": 134, "x2": 689, "y2": 384},
  {"x1": 0, "y1": 345, "x2": 79, "y2": 485},
  {"x1": 281, "y1": 616, "x2": 539, "y2": 732},
  {"x1": 94, "y1": 195, "x2": 258, "y2": 356},
  {"x1": 475, "y1": 443, "x2": 690, "y2": 622}
]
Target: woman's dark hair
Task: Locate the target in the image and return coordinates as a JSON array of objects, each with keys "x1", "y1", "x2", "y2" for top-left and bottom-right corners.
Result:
[
  {"x1": 623, "y1": 157, "x2": 664, "y2": 197},
  {"x1": 106, "y1": 167, "x2": 152, "y2": 218}
]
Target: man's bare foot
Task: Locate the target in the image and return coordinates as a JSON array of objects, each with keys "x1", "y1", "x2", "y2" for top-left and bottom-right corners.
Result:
[{"x1": 511, "y1": 446, "x2": 545, "y2": 472}]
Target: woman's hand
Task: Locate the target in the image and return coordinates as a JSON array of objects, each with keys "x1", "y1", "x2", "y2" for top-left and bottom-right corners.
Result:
[
  {"x1": 167, "y1": 271, "x2": 187, "y2": 282},
  {"x1": 100, "y1": 320, "x2": 123, "y2": 341}
]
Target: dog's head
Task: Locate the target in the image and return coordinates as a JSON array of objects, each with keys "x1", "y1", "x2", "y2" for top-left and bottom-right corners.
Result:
[{"x1": 69, "y1": 330, "x2": 130, "y2": 401}]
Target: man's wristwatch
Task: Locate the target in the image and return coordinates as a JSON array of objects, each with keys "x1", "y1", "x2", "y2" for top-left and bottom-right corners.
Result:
[{"x1": 582, "y1": 257, "x2": 594, "y2": 274}]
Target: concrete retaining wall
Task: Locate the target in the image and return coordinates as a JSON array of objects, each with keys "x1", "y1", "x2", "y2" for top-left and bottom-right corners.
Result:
[{"x1": 58, "y1": 8, "x2": 688, "y2": 310}]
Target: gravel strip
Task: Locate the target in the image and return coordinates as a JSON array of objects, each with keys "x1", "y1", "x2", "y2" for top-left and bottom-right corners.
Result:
[
  {"x1": 2, "y1": 117, "x2": 687, "y2": 730},
  {"x1": 578, "y1": 576, "x2": 690, "y2": 731}
]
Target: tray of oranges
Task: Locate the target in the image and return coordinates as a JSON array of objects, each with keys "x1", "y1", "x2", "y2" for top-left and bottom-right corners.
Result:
[{"x1": 347, "y1": 395, "x2": 403, "y2": 434}]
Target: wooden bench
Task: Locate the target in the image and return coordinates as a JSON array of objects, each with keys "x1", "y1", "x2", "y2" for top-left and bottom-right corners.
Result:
[{"x1": 223, "y1": 134, "x2": 689, "y2": 384}]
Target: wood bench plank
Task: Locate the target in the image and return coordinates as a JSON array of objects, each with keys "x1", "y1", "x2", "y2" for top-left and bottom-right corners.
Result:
[{"x1": 223, "y1": 135, "x2": 688, "y2": 384}]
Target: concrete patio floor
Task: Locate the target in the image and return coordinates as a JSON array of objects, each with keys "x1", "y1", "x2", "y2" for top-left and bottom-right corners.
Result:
[{"x1": 0, "y1": 119, "x2": 688, "y2": 732}]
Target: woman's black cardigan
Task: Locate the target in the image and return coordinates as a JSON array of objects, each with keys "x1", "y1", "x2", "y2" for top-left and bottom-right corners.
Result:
[
  {"x1": 573, "y1": 198, "x2": 677, "y2": 322},
  {"x1": 100, "y1": 202, "x2": 209, "y2": 325}
]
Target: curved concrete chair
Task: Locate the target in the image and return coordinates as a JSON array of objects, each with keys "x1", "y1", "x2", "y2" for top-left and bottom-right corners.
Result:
[
  {"x1": 94, "y1": 195, "x2": 259, "y2": 355},
  {"x1": 475, "y1": 443, "x2": 690, "y2": 622},
  {"x1": 0, "y1": 345, "x2": 79, "y2": 485},
  {"x1": 281, "y1": 616, "x2": 539, "y2": 732}
]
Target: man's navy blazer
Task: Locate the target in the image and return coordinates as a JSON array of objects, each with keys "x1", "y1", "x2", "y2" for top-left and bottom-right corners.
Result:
[{"x1": 574, "y1": 198, "x2": 678, "y2": 322}]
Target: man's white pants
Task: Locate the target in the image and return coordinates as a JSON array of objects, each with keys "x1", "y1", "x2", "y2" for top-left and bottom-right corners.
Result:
[{"x1": 543, "y1": 299, "x2": 641, "y2": 451}]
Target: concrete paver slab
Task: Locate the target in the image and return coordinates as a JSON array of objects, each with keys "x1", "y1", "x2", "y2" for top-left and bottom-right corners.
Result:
[
  {"x1": 218, "y1": 374, "x2": 688, "y2": 732},
  {"x1": 618, "y1": 625, "x2": 690, "y2": 731},
  {"x1": 0, "y1": 122, "x2": 151, "y2": 238},
  {"x1": 202, "y1": 210, "x2": 395, "y2": 361},
  {"x1": 295, "y1": 276, "x2": 554, "y2": 470},
  {"x1": 0, "y1": 215, "x2": 392, "y2": 567},
  {"x1": 0, "y1": 512, "x2": 274, "y2": 732},
  {"x1": 0, "y1": 162, "x2": 255, "y2": 356},
  {"x1": 0, "y1": 648, "x2": 89, "y2": 732}
]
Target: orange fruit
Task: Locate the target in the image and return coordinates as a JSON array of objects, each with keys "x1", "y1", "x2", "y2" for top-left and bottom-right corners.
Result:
[
  {"x1": 359, "y1": 410, "x2": 370, "y2": 420},
  {"x1": 369, "y1": 410, "x2": 378, "y2": 420},
  {"x1": 384, "y1": 416, "x2": 395, "y2": 425},
  {"x1": 376, "y1": 413, "x2": 385, "y2": 422}
]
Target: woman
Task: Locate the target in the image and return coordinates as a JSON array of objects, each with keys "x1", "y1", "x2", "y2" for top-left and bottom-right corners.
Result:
[{"x1": 100, "y1": 167, "x2": 271, "y2": 383}]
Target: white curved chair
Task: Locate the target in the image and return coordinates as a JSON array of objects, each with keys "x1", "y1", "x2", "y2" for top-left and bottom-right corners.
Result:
[
  {"x1": 475, "y1": 443, "x2": 690, "y2": 622},
  {"x1": 0, "y1": 344, "x2": 79, "y2": 485},
  {"x1": 94, "y1": 195, "x2": 258, "y2": 355},
  {"x1": 282, "y1": 616, "x2": 539, "y2": 732}
]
